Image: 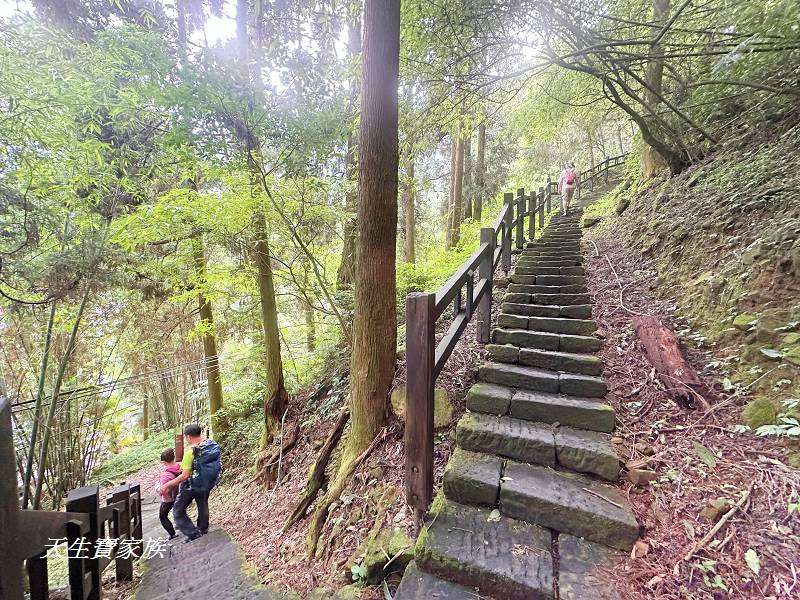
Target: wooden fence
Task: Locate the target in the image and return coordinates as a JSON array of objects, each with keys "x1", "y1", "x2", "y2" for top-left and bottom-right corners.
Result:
[
  {"x1": 0, "y1": 396, "x2": 144, "y2": 600},
  {"x1": 403, "y1": 155, "x2": 627, "y2": 523}
]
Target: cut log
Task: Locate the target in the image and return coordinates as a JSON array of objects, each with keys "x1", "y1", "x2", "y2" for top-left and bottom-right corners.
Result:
[{"x1": 633, "y1": 316, "x2": 713, "y2": 410}]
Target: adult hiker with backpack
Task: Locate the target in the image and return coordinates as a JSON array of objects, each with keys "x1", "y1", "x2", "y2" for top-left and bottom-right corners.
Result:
[
  {"x1": 158, "y1": 423, "x2": 222, "y2": 542},
  {"x1": 558, "y1": 162, "x2": 579, "y2": 215}
]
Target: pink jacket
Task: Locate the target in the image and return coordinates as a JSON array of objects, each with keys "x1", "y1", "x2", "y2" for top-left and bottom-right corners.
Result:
[
  {"x1": 559, "y1": 168, "x2": 577, "y2": 191},
  {"x1": 159, "y1": 464, "x2": 182, "y2": 502}
]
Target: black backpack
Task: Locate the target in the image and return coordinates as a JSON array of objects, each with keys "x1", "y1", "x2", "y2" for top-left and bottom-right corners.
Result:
[{"x1": 189, "y1": 440, "x2": 222, "y2": 492}]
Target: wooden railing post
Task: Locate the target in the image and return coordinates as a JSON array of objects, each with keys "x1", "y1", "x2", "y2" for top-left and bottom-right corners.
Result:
[
  {"x1": 502, "y1": 192, "x2": 513, "y2": 272},
  {"x1": 129, "y1": 483, "x2": 143, "y2": 557},
  {"x1": 110, "y1": 483, "x2": 133, "y2": 581},
  {"x1": 538, "y1": 187, "x2": 545, "y2": 227},
  {"x1": 477, "y1": 228, "x2": 494, "y2": 343},
  {"x1": 27, "y1": 552, "x2": 48, "y2": 599},
  {"x1": 528, "y1": 193, "x2": 535, "y2": 240},
  {"x1": 405, "y1": 292, "x2": 436, "y2": 529},
  {"x1": 515, "y1": 187, "x2": 525, "y2": 249},
  {"x1": 0, "y1": 397, "x2": 24, "y2": 600},
  {"x1": 66, "y1": 486, "x2": 101, "y2": 600}
]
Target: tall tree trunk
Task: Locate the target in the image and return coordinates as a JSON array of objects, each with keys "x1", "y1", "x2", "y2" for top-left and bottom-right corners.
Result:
[
  {"x1": 336, "y1": 3, "x2": 362, "y2": 289},
  {"x1": 463, "y1": 134, "x2": 472, "y2": 220},
  {"x1": 474, "y1": 122, "x2": 486, "y2": 221},
  {"x1": 641, "y1": 0, "x2": 671, "y2": 178},
  {"x1": 345, "y1": 0, "x2": 400, "y2": 464},
  {"x1": 192, "y1": 234, "x2": 225, "y2": 435},
  {"x1": 444, "y1": 132, "x2": 457, "y2": 245},
  {"x1": 447, "y1": 127, "x2": 465, "y2": 249},
  {"x1": 616, "y1": 125, "x2": 625, "y2": 155},
  {"x1": 403, "y1": 153, "x2": 416, "y2": 263},
  {"x1": 236, "y1": 0, "x2": 288, "y2": 451},
  {"x1": 142, "y1": 395, "x2": 149, "y2": 441},
  {"x1": 586, "y1": 128, "x2": 596, "y2": 168}
]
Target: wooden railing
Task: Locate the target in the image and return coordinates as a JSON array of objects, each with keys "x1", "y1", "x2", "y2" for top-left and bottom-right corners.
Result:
[
  {"x1": 403, "y1": 154, "x2": 627, "y2": 524},
  {"x1": 0, "y1": 396, "x2": 144, "y2": 600}
]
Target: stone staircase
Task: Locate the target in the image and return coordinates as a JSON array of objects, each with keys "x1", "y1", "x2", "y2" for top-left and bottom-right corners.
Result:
[{"x1": 395, "y1": 211, "x2": 639, "y2": 600}]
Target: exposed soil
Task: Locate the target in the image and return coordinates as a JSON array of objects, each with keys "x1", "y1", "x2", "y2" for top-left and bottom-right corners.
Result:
[{"x1": 584, "y1": 232, "x2": 800, "y2": 599}]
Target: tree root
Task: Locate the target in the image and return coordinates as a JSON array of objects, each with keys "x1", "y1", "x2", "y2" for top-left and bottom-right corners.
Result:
[
  {"x1": 305, "y1": 427, "x2": 386, "y2": 558},
  {"x1": 252, "y1": 421, "x2": 300, "y2": 487},
  {"x1": 282, "y1": 409, "x2": 350, "y2": 533}
]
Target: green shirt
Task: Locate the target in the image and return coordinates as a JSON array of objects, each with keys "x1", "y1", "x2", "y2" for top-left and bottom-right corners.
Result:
[{"x1": 180, "y1": 446, "x2": 194, "y2": 472}]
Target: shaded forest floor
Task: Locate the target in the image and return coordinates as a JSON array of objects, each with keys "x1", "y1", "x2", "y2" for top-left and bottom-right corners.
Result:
[{"x1": 584, "y1": 232, "x2": 800, "y2": 599}]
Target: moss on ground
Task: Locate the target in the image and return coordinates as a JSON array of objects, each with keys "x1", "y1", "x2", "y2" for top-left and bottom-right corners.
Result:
[
  {"x1": 596, "y1": 121, "x2": 800, "y2": 433},
  {"x1": 92, "y1": 429, "x2": 175, "y2": 486}
]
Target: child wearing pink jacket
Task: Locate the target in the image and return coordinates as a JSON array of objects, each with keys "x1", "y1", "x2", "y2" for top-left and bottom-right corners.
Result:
[{"x1": 158, "y1": 448, "x2": 182, "y2": 539}]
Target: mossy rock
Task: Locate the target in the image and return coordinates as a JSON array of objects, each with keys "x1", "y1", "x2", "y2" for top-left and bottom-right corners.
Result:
[
  {"x1": 732, "y1": 313, "x2": 758, "y2": 331},
  {"x1": 741, "y1": 397, "x2": 778, "y2": 429},
  {"x1": 615, "y1": 198, "x2": 631, "y2": 215},
  {"x1": 355, "y1": 527, "x2": 414, "y2": 585},
  {"x1": 782, "y1": 332, "x2": 800, "y2": 345},
  {"x1": 582, "y1": 215, "x2": 601, "y2": 228},
  {"x1": 334, "y1": 584, "x2": 362, "y2": 600},
  {"x1": 785, "y1": 346, "x2": 800, "y2": 367},
  {"x1": 391, "y1": 385, "x2": 453, "y2": 428}
]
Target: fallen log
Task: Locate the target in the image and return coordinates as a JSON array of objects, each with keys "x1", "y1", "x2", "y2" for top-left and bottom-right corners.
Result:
[
  {"x1": 633, "y1": 315, "x2": 714, "y2": 410},
  {"x1": 252, "y1": 421, "x2": 301, "y2": 486}
]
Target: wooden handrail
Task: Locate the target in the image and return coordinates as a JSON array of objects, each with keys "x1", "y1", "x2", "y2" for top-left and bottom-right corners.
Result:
[
  {"x1": 0, "y1": 396, "x2": 144, "y2": 600},
  {"x1": 403, "y1": 153, "x2": 628, "y2": 527}
]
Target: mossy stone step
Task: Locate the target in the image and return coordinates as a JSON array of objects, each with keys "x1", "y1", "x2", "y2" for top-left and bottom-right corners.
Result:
[
  {"x1": 415, "y1": 499, "x2": 554, "y2": 600},
  {"x1": 508, "y1": 283, "x2": 586, "y2": 295},
  {"x1": 535, "y1": 274, "x2": 587, "y2": 286},
  {"x1": 479, "y1": 362, "x2": 559, "y2": 393},
  {"x1": 456, "y1": 412, "x2": 555, "y2": 466},
  {"x1": 520, "y1": 348, "x2": 602, "y2": 376},
  {"x1": 486, "y1": 345, "x2": 602, "y2": 376},
  {"x1": 558, "y1": 535, "x2": 622, "y2": 600},
  {"x1": 527, "y1": 315, "x2": 596, "y2": 335},
  {"x1": 500, "y1": 303, "x2": 593, "y2": 320},
  {"x1": 516, "y1": 257, "x2": 583, "y2": 267},
  {"x1": 502, "y1": 292, "x2": 589, "y2": 306},
  {"x1": 465, "y1": 382, "x2": 513, "y2": 414},
  {"x1": 394, "y1": 562, "x2": 490, "y2": 600},
  {"x1": 511, "y1": 390, "x2": 615, "y2": 433},
  {"x1": 499, "y1": 463, "x2": 639, "y2": 551},
  {"x1": 479, "y1": 363, "x2": 607, "y2": 397},
  {"x1": 555, "y1": 427, "x2": 619, "y2": 480},
  {"x1": 493, "y1": 328, "x2": 600, "y2": 353},
  {"x1": 515, "y1": 266, "x2": 586, "y2": 277},
  {"x1": 443, "y1": 448, "x2": 502, "y2": 506}
]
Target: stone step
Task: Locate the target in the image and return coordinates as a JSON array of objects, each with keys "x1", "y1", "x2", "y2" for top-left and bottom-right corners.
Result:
[
  {"x1": 559, "y1": 536, "x2": 623, "y2": 600},
  {"x1": 511, "y1": 274, "x2": 586, "y2": 286},
  {"x1": 415, "y1": 499, "x2": 554, "y2": 600},
  {"x1": 535, "y1": 274, "x2": 587, "y2": 286},
  {"x1": 508, "y1": 283, "x2": 586, "y2": 295},
  {"x1": 493, "y1": 328, "x2": 600, "y2": 353},
  {"x1": 531, "y1": 241, "x2": 581, "y2": 249},
  {"x1": 511, "y1": 390, "x2": 615, "y2": 432},
  {"x1": 499, "y1": 463, "x2": 638, "y2": 551},
  {"x1": 454, "y1": 414, "x2": 618, "y2": 480},
  {"x1": 502, "y1": 292, "x2": 589, "y2": 307},
  {"x1": 443, "y1": 448, "x2": 504, "y2": 505},
  {"x1": 500, "y1": 303, "x2": 593, "y2": 320},
  {"x1": 507, "y1": 283, "x2": 586, "y2": 295},
  {"x1": 515, "y1": 265, "x2": 586, "y2": 276},
  {"x1": 478, "y1": 363, "x2": 607, "y2": 397},
  {"x1": 456, "y1": 413, "x2": 554, "y2": 467},
  {"x1": 520, "y1": 246, "x2": 581, "y2": 255},
  {"x1": 394, "y1": 562, "x2": 492, "y2": 600},
  {"x1": 488, "y1": 346, "x2": 602, "y2": 376},
  {"x1": 498, "y1": 313, "x2": 596, "y2": 335},
  {"x1": 518, "y1": 255, "x2": 584, "y2": 265},
  {"x1": 516, "y1": 257, "x2": 583, "y2": 267}
]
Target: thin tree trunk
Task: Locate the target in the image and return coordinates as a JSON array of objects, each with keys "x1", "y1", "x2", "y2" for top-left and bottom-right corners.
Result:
[
  {"x1": 403, "y1": 153, "x2": 416, "y2": 263},
  {"x1": 336, "y1": 3, "x2": 362, "y2": 290},
  {"x1": 445, "y1": 132, "x2": 457, "y2": 247},
  {"x1": 33, "y1": 287, "x2": 90, "y2": 509},
  {"x1": 448, "y1": 127, "x2": 465, "y2": 248},
  {"x1": 192, "y1": 234, "x2": 225, "y2": 435},
  {"x1": 474, "y1": 122, "x2": 486, "y2": 221},
  {"x1": 304, "y1": 297, "x2": 316, "y2": 353},
  {"x1": 463, "y1": 134, "x2": 472, "y2": 220},
  {"x1": 236, "y1": 0, "x2": 288, "y2": 451},
  {"x1": 142, "y1": 395, "x2": 149, "y2": 440}
]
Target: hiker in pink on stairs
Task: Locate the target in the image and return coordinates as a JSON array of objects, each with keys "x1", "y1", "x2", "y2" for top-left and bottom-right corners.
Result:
[{"x1": 558, "y1": 162, "x2": 579, "y2": 215}]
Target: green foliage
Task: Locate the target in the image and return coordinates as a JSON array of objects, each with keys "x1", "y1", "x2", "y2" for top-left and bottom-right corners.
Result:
[{"x1": 92, "y1": 429, "x2": 175, "y2": 486}]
